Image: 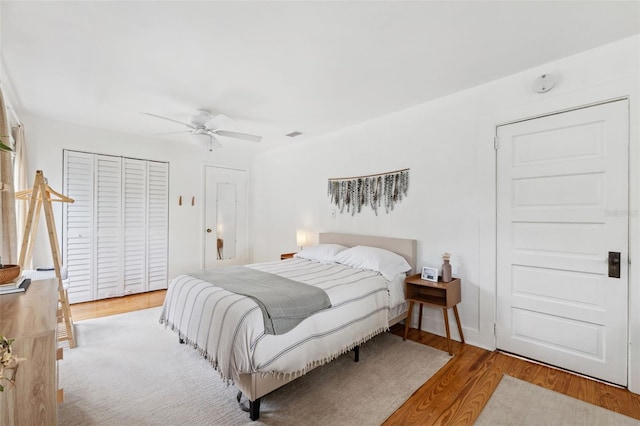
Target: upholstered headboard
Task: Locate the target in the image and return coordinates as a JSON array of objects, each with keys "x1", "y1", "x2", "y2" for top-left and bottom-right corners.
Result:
[{"x1": 318, "y1": 232, "x2": 417, "y2": 274}]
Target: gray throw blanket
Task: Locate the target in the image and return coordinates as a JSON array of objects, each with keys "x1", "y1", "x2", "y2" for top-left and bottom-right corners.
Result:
[{"x1": 190, "y1": 266, "x2": 332, "y2": 335}]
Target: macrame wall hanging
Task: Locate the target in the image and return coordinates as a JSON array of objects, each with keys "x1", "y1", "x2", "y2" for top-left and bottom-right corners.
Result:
[{"x1": 327, "y1": 168, "x2": 409, "y2": 216}]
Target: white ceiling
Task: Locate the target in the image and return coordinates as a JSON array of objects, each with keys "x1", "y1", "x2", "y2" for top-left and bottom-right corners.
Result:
[{"x1": 1, "y1": 1, "x2": 639, "y2": 149}]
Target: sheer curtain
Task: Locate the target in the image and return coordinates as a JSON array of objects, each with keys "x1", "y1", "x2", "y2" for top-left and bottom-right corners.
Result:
[
  {"x1": 0, "y1": 87, "x2": 17, "y2": 264},
  {"x1": 12, "y1": 124, "x2": 27, "y2": 254}
]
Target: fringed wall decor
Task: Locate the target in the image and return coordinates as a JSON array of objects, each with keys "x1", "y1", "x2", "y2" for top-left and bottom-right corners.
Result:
[{"x1": 327, "y1": 168, "x2": 409, "y2": 216}]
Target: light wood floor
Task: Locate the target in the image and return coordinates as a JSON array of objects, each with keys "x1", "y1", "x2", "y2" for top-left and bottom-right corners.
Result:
[
  {"x1": 70, "y1": 290, "x2": 167, "y2": 321},
  {"x1": 70, "y1": 291, "x2": 640, "y2": 425}
]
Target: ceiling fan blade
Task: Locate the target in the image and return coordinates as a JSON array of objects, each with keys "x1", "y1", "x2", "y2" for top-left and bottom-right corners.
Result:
[
  {"x1": 140, "y1": 112, "x2": 196, "y2": 129},
  {"x1": 214, "y1": 130, "x2": 262, "y2": 143},
  {"x1": 209, "y1": 135, "x2": 223, "y2": 150},
  {"x1": 204, "y1": 114, "x2": 232, "y2": 130},
  {"x1": 151, "y1": 130, "x2": 191, "y2": 136}
]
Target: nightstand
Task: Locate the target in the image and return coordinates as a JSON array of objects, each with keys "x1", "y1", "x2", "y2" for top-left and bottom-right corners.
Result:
[
  {"x1": 280, "y1": 252, "x2": 296, "y2": 260},
  {"x1": 403, "y1": 273, "x2": 464, "y2": 355}
]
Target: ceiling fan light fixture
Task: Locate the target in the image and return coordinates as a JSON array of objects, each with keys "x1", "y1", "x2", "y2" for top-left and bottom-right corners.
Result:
[
  {"x1": 190, "y1": 133, "x2": 223, "y2": 151},
  {"x1": 190, "y1": 133, "x2": 211, "y2": 147}
]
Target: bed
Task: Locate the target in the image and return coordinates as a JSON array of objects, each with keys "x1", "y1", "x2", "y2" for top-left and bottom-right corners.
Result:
[{"x1": 159, "y1": 232, "x2": 416, "y2": 420}]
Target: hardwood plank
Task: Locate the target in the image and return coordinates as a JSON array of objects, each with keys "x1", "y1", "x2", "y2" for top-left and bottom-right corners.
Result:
[
  {"x1": 69, "y1": 290, "x2": 166, "y2": 321},
  {"x1": 77, "y1": 293, "x2": 640, "y2": 423},
  {"x1": 428, "y1": 352, "x2": 499, "y2": 425}
]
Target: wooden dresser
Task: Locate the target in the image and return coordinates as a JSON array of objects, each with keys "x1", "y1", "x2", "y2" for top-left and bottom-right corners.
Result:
[{"x1": 0, "y1": 279, "x2": 59, "y2": 426}]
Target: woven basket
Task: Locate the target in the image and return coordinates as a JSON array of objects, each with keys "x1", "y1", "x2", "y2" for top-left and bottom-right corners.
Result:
[{"x1": 0, "y1": 265, "x2": 21, "y2": 284}]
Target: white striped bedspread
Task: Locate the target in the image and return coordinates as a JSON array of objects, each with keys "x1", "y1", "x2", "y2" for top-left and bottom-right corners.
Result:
[{"x1": 159, "y1": 258, "x2": 393, "y2": 384}]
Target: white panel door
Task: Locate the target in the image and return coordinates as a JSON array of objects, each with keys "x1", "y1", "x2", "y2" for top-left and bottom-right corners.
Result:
[
  {"x1": 204, "y1": 166, "x2": 247, "y2": 269},
  {"x1": 63, "y1": 151, "x2": 95, "y2": 303},
  {"x1": 496, "y1": 100, "x2": 628, "y2": 386}
]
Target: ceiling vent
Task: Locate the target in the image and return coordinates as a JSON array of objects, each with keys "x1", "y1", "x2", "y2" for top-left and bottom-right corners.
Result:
[{"x1": 286, "y1": 131, "x2": 303, "y2": 138}]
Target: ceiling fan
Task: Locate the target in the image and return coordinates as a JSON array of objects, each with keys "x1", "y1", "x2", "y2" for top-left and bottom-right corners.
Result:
[{"x1": 141, "y1": 109, "x2": 262, "y2": 150}]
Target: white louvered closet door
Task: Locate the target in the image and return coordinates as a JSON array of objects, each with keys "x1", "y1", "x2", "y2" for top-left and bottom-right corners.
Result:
[
  {"x1": 95, "y1": 156, "x2": 123, "y2": 299},
  {"x1": 63, "y1": 151, "x2": 95, "y2": 303},
  {"x1": 123, "y1": 159, "x2": 146, "y2": 294},
  {"x1": 63, "y1": 151, "x2": 169, "y2": 302},
  {"x1": 146, "y1": 161, "x2": 168, "y2": 291}
]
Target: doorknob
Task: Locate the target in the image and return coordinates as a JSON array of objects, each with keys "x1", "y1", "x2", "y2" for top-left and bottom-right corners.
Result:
[
  {"x1": 608, "y1": 251, "x2": 621, "y2": 278},
  {"x1": 206, "y1": 228, "x2": 212, "y2": 233}
]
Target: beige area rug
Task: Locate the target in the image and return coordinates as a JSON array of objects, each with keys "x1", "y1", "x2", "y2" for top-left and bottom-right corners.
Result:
[
  {"x1": 59, "y1": 307, "x2": 450, "y2": 425},
  {"x1": 475, "y1": 375, "x2": 640, "y2": 425}
]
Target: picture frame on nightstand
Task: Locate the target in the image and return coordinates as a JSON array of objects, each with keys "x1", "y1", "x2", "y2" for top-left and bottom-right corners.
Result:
[{"x1": 420, "y1": 266, "x2": 438, "y2": 282}]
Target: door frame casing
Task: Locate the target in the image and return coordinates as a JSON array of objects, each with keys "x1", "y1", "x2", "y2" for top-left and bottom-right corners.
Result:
[
  {"x1": 476, "y1": 78, "x2": 639, "y2": 392},
  {"x1": 201, "y1": 162, "x2": 250, "y2": 269}
]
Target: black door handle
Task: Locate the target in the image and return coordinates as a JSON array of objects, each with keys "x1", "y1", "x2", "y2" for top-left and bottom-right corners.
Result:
[{"x1": 608, "y1": 252, "x2": 621, "y2": 278}]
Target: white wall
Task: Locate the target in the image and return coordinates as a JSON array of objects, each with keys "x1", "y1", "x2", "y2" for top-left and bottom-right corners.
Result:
[
  {"x1": 251, "y1": 36, "x2": 640, "y2": 390},
  {"x1": 19, "y1": 114, "x2": 253, "y2": 279}
]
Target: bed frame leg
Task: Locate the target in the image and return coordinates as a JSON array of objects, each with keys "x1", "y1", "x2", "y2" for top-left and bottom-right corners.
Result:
[
  {"x1": 249, "y1": 398, "x2": 261, "y2": 421},
  {"x1": 179, "y1": 337, "x2": 185, "y2": 344},
  {"x1": 237, "y1": 391, "x2": 262, "y2": 421},
  {"x1": 354, "y1": 345, "x2": 359, "y2": 362}
]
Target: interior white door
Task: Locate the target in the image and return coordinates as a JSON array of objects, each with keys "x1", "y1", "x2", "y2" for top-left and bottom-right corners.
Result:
[
  {"x1": 63, "y1": 151, "x2": 95, "y2": 303},
  {"x1": 204, "y1": 166, "x2": 247, "y2": 269},
  {"x1": 146, "y1": 161, "x2": 169, "y2": 291},
  {"x1": 122, "y1": 158, "x2": 147, "y2": 295},
  {"x1": 94, "y1": 155, "x2": 123, "y2": 300},
  {"x1": 496, "y1": 100, "x2": 629, "y2": 386},
  {"x1": 64, "y1": 151, "x2": 169, "y2": 302}
]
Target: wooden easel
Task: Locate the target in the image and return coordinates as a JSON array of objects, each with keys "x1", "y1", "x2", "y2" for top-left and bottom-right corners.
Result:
[{"x1": 16, "y1": 170, "x2": 76, "y2": 348}]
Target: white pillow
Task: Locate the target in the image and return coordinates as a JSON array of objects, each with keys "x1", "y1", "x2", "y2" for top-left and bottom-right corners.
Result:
[
  {"x1": 333, "y1": 245, "x2": 411, "y2": 280},
  {"x1": 294, "y1": 244, "x2": 348, "y2": 263}
]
